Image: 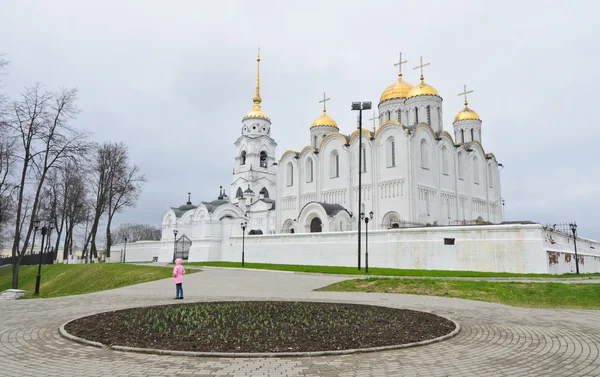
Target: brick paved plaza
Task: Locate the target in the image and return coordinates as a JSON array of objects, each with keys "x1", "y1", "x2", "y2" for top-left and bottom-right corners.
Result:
[{"x1": 1, "y1": 268, "x2": 599, "y2": 376}]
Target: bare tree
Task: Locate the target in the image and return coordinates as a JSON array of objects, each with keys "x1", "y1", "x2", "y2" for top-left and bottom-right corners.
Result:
[
  {"x1": 104, "y1": 144, "x2": 145, "y2": 260},
  {"x1": 84, "y1": 142, "x2": 145, "y2": 261},
  {"x1": 61, "y1": 167, "x2": 88, "y2": 262},
  {"x1": 0, "y1": 134, "x2": 16, "y2": 248},
  {"x1": 7, "y1": 85, "x2": 90, "y2": 289},
  {"x1": 111, "y1": 223, "x2": 161, "y2": 243}
]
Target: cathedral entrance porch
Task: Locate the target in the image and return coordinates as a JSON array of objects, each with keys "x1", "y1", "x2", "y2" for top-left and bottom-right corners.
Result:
[{"x1": 310, "y1": 217, "x2": 323, "y2": 233}]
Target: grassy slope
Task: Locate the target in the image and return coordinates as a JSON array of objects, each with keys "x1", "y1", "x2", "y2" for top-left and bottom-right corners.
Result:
[
  {"x1": 319, "y1": 278, "x2": 600, "y2": 310},
  {"x1": 0, "y1": 263, "x2": 194, "y2": 299},
  {"x1": 185, "y1": 261, "x2": 600, "y2": 279}
]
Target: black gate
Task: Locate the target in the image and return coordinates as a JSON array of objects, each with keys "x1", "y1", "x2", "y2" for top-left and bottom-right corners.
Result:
[{"x1": 174, "y1": 234, "x2": 192, "y2": 261}]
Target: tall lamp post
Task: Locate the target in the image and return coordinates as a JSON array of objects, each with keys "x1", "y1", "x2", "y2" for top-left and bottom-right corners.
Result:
[
  {"x1": 361, "y1": 211, "x2": 374, "y2": 273},
  {"x1": 172, "y1": 229, "x2": 178, "y2": 263},
  {"x1": 351, "y1": 100, "x2": 372, "y2": 271},
  {"x1": 241, "y1": 221, "x2": 248, "y2": 266},
  {"x1": 35, "y1": 221, "x2": 49, "y2": 295},
  {"x1": 570, "y1": 222, "x2": 579, "y2": 274},
  {"x1": 501, "y1": 197, "x2": 505, "y2": 221},
  {"x1": 30, "y1": 220, "x2": 40, "y2": 255},
  {"x1": 123, "y1": 237, "x2": 128, "y2": 263}
]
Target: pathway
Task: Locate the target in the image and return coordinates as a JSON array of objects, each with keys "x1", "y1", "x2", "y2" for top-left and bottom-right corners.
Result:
[{"x1": 1, "y1": 268, "x2": 599, "y2": 376}]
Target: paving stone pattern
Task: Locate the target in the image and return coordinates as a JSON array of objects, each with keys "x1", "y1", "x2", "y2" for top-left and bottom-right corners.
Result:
[{"x1": 1, "y1": 268, "x2": 599, "y2": 376}]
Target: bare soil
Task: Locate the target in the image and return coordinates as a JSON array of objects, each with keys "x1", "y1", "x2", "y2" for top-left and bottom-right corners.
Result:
[{"x1": 65, "y1": 301, "x2": 456, "y2": 353}]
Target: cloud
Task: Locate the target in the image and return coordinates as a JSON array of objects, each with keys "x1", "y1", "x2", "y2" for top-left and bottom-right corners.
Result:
[{"x1": 1, "y1": 0, "x2": 598, "y2": 239}]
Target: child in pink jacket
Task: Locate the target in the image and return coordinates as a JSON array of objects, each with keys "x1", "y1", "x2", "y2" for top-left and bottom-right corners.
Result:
[{"x1": 173, "y1": 258, "x2": 185, "y2": 299}]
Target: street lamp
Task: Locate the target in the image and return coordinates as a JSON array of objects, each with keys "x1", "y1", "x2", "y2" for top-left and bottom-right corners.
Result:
[
  {"x1": 123, "y1": 236, "x2": 128, "y2": 263},
  {"x1": 361, "y1": 211, "x2": 374, "y2": 273},
  {"x1": 30, "y1": 220, "x2": 41, "y2": 255},
  {"x1": 351, "y1": 100, "x2": 372, "y2": 271},
  {"x1": 46, "y1": 222, "x2": 55, "y2": 262},
  {"x1": 241, "y1": 221, "x2": 248, "y2": 266},
  {"x1": 569, "y1": 222, "x2": 579, "y2": 274},
  {"x1": 172, "y1": 229, "x2": 178, "y2": 263},
  {"x1": 34, "y1": 221, "x2": 49, "y2": 295},
  {"x1": 501, "y1": 197, "x2": 506, "y2": 221}
]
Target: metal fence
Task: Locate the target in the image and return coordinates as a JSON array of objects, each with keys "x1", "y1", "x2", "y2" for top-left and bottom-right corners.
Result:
[
  {"x1": 174, "y1": 234, "x2": 192, "y2": 261},
  {"x1": 0, "y1": 252, "x2": 55, "y2": 267}
]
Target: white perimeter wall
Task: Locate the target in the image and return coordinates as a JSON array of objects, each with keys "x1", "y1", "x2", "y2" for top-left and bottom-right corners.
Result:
[{"x1": 110, "y1": 224, "x2": 600, "y2": 274}]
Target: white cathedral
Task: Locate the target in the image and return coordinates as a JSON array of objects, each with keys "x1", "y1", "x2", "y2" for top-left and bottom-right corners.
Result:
[{"x1": 161, "y1": 52, "x2": 503, "y2": 242}]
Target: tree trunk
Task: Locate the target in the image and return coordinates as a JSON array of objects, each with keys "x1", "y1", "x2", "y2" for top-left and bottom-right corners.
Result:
[
  {"x1": 11, "y1": 259, "x2": 19, "y2": 289},
  {"x1": 105, "y1": 216, "x2": 113, "y2": 260},
  {"x1": 89, "y1": 211, "x2": 101, "y2": 262}
]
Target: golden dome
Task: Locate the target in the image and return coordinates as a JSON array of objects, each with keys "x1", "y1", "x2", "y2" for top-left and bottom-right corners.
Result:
[
  {"x1": 380, "y1": 75, "x2": 413, "y2": 103},
  {"x1": 311, "y1": 111, "x2": 338, "y2": 128},
  {"x1": 243, "y1": 109, "x2": 270, "y2": 121},
  {"x1": 454, "y1": 104, "x2": 481, "y2": 122},
  {"x1": 407, "y1": 77, "x2": 439, "y2": 99}
]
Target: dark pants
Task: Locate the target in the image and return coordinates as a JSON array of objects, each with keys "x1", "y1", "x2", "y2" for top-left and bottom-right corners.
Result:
[{"x1": 176, "y1": 283, "x2": 183, "y2": 298}]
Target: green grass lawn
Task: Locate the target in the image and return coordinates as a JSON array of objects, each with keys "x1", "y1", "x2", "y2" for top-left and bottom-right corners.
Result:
[
  {"x1": 184, "y1": 261, "x2": 600, "y2": 279},
  {"x1": 0, "y1": 263, "x2": 195, "y2": 299},
  {"x1": 319, "y1": 278, "x2": 600, "y2": 310}
]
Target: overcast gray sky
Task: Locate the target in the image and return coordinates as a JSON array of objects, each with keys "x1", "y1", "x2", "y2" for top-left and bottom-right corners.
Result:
[{"x1": 1, "y1": 0, "x2": 598, "y2": 239}]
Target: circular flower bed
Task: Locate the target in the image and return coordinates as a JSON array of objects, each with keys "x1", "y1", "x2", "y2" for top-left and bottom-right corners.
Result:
[{"x1": 64, "y1": 301, "x2": 456, "y2": 354}]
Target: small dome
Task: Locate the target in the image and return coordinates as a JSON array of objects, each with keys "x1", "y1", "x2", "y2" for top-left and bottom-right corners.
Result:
[
  {"x1": 243, "y1": 109, "x2": 270, "y2": 121},
  {"x1": 380, "y1": 76, "x2": 413, "y2": 103},
  {"x1": 311, "y1": 111, "x2": 338, "y2": 128},
  {"x1": 454, "y1": 105, "x2": 481, "y2": 123},
  {"x1": 244, "y1": 186, "x2": 255, "y2": 194},
  {"x1": 408, "y1": 78, "x2": 439, "y2": 99},
  {"x1": 178, "y1": 204, "x2": 196, "y2": 211}
]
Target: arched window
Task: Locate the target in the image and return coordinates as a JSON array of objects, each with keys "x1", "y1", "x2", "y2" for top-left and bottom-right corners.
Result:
[
  {"x1": 458, "y1": 153, "x2": 464, "y2": 180},
  {"x1": 397, "y1": 111, "x2": 402, "y2": 123},
  {"x1": 236, "y1": 187, "x2": 243, "y2": 198},
  {"x1": 420, "y1": 139, "x2": 429, "y2": 169},
  {"x1": 313, "y1": 135, "x2": 317, "y2": 148},
  {"x1": 441, "y1": 145, "x2": 449, "y2": 175},
  {"x1": 259, "y1": 151, "x2": 267, "y2": 168},
  {"x1": 330, "y1": 150, "x2": 339, "y2": 178},
  {"x1": 471, "y1": 129, "x2": 474, "y2": 142},
  {"x1": 473, "y1": 157, "x2": 480, "y2": 184},
  {"x1": 415, "y1": 107, "x2": 419, "y2": 123},
  {"x1": 387, "y1": 111, "x2": 391, "y2": 121},
  {"x1": 362, "y1": 148, "x2": 367, "y2": 172},
  {"x1": 259, "y1": 187, "x2": 269, "y2": 198},
  {"x1": 461, "y1": 129, "x2": 465, "y2": 144},
  {"x1": 286, "y1": 162, "x2": 294, "y2": 186},
  {"x1": 488, "y1": 164, "x2": 494, "y2": 188},
  {"x1": 386, "y1": 137, "x2": 396, "y2": 167},
  {"x1": 240, "y1": 151, "x2": 247, "y2": 165},
  {"x1": 426, "y1": 106, "x2": 431, "y2": 124},
  {"x1": 306, "y1": 158, "x2": 313, "y2": 183}
]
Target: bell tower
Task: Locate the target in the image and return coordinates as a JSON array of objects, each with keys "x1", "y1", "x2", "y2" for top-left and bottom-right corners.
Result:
[{"x1": 231, "y1": 49, "x2": 277, "y2": 204}]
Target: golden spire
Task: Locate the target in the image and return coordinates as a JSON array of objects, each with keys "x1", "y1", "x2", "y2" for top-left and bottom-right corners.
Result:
[
  {"x1": 252, "y1": 47, "x2": 262, "y2": 111},
  {"x1": 457, "y1": 84, "x2": 474, "y2": 107},
  {"x1": 413, "y1": 55, "x2": 431, "y2": 82},
  {"x1": 394, "y1": 52, "x2": 408, "y2": 80},
  {"x1": 319, "y1": 92, "x2": 330, "y2": 113}
]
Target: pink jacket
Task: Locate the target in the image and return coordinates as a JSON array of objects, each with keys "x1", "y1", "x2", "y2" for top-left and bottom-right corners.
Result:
[{"x1": 173, "y1": 258, "x2": 185, "y2": 284}]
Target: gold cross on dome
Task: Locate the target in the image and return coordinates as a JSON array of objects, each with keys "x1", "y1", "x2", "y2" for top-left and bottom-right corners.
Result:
[
  {"x1": 413, "y1": 56, "x2": 431, "y2": 79},
  {"x1": 368, "y1": 111, "x2": 378, "y2": 132},
  {"x1": 394, "y1": 52, "x2": 408, "y2": 77},
  {"x1": 319, "y1": 92, "x2": 331, "y2": 112},
  {"x1": 457, "y1": 84, "x2": 474, "y2": 106}
]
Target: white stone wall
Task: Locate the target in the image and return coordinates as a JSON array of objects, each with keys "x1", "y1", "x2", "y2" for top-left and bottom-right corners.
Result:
[
  {"x1": 113, "y1": 224, "x2": 600, "y2": 274},
  {"x1": 222, "y1": 224, "x2": 549, "y2": 273}
]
